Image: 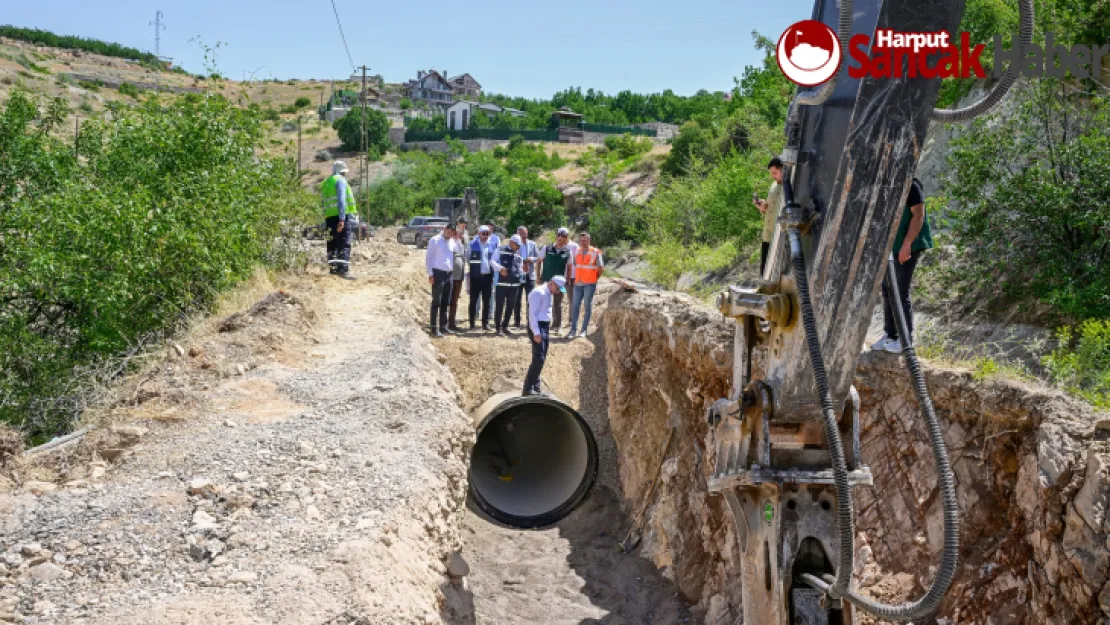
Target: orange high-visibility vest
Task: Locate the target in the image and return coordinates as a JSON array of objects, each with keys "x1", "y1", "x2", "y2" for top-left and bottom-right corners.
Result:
[{"x1": 575, "y1": 247, "x2": 602, "y2": 284}]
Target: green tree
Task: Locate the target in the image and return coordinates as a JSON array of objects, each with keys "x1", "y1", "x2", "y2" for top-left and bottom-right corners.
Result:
[
  {"x1": 399, "y1": 98, "x2": 413, "y2": 110},
  {"x1": 406, "y1": 114, "x2": 445, "y2": 133},
  {"x1": 469, "y1": 111, "x2": 493, "y2": 129},
  {"x1": 294, "y1": 96, "x2": 311, "y2": 109},
  {"x1": 663, "y1": 121, "x2": 718, "y2": 176},
  {"x1": 0, "y1": 89, "x2": 313, "y2": 439},
  {"x1": 943, "y1": 81, "x2": 1110, "y2": 320},
  {"x1": 332, "y1": 106, "x2": 391, "y2": 153}
]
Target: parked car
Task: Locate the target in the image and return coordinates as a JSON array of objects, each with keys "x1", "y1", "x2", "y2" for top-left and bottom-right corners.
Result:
[
  {"x1": 302, "y1": 217, "x2": 372, "y2": 241},
  {"x1": 397, "y1": 216, "x2": 450, "y2": 248}
]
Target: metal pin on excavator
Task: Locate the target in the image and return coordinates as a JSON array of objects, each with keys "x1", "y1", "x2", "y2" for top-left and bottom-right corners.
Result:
[{"x1": 706, "y1": 0, "x2": 1033, "y2": 623}]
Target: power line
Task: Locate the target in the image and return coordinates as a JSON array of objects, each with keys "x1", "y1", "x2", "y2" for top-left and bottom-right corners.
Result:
[{"x1": 329, "y1": 0, "x2": 356, "y2": 73}]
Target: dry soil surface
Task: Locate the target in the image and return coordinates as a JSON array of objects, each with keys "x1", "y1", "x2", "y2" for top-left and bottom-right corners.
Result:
[{"x1": 1, "y1": 231, "x2": 696, "y2": 625}]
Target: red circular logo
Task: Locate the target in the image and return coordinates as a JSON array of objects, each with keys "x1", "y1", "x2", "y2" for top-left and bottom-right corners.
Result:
[{"x1": 776, "y1": 20, "x2": 843, "y2": 87}]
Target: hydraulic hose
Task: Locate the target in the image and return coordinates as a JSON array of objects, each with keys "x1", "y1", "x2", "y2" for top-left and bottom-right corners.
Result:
[
  {"x1": 798, "y1": 252, "x2": 961, "y2": 621},
  {"x1": 795, "y1": 0, "x2": 854, "y2": 109},
  {"x1": 785, "y1": 227, "x2": 856, "y2": 598},
  {"x1": 931, "y1": 0, "x2": 1034, "y2": 122}
]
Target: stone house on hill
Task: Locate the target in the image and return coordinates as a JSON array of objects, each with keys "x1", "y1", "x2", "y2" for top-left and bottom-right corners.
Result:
[
  {"x1": 448, "y1": 73, "x2": 482, "y2": 99},
  {"x1": 403, "y1": 70, "x2": 455, "y2": 110}
]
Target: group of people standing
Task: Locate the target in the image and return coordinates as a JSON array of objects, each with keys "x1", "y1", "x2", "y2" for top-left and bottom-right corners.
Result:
[
  {"x1": 425, "y1": 220, "x2": 604, "y2": 396},
  {"x1": 425, "y1": 220, "x2": 604, "y2": 340}
]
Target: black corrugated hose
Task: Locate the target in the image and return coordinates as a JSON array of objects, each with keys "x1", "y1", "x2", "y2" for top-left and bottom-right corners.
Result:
[
  {"x1": 784, "y1": 227, "x2": 856, "y2": 599},
  {"x1": 932, "y1": 0, "x2": 1034, "y2": 122},
  {"x1": 792, "y1": 234, "x2": 961, "y2": 620}
]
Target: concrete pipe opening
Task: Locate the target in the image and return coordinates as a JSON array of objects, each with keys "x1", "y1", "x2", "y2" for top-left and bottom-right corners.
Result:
[{"x1": 469, "y1": 392, "x2": 599, "y2": 529}]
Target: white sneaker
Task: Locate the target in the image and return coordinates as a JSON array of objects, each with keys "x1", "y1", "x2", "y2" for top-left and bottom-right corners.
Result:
[
  {"x1": 871, "y1": 337, "x2": 895, "y2": 352},
  {"x1": 566, "y1": 331, "x2": 577, "y2": 339},
  {"x1": 884, "y1": 337, "x2": 905, "y2": 353}
]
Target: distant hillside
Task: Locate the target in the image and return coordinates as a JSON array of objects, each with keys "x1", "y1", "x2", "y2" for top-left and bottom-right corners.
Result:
[{"x1": 0, "y1": 25, "x2": 160, "y2": 65}]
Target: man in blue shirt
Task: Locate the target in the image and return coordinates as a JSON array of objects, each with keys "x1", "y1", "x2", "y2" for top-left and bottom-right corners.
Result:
[
  {"x1": 486, "y1": 220, "x2": 502, "y2": 323},
  {"x1": 468, "y1": 225, "x2": 500, "y2": 330},
  {"x1": 512, "y1": 226, "x2": 539, "y2": 329}
]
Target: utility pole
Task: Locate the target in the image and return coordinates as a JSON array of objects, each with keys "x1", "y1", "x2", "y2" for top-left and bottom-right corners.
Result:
[
  {"x1": 149, "y1": 11, "x2": 166, "y2": 93},
  {"x1": 357, "y1": 65, "x2": 370, "y2": 204},
  {"x1": 297, "y1": 115, "x2": 303, "y2": 178}
]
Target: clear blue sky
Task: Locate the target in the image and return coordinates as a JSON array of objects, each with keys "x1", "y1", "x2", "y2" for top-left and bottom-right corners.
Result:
[{"x1": 6, "y1": 0, "x2": 811, "y2": 98}]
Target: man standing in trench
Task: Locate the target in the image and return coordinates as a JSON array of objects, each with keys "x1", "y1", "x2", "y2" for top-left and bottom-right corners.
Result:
[
  {"x1": 321, "y1": 160, "x2": 357, "y2": 280},
  {"x1": 523, "y1": 276, "x2": 566, "y2": 396}
]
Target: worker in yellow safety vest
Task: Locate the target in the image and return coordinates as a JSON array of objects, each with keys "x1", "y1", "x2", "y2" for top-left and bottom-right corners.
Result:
[
  {"x1": 567, "y1": 232, "x2": 604, "y2": 339},
  {"x1": 320, "y1": 160, "x2": 358, "y2": 280}
]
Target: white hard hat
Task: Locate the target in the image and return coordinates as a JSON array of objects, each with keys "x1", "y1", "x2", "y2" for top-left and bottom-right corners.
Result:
[{"x1": 333, "y1": 160, "x2": 349, "y2": 175}]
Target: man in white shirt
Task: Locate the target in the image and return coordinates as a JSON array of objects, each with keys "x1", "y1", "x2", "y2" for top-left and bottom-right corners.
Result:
[
  {"x1": 425, "y1": 224, "x2": 458, "y2": 338},
  {"x1": 523, "y1": 275, "x2": 566, "y2": 396}
]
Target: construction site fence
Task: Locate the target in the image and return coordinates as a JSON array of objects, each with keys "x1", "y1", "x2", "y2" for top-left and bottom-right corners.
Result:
[{"x1": 403, "y1": 128, "x2": 561, "y2": 143}]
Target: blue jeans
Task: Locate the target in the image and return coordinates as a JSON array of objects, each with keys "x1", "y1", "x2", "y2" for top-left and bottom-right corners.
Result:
[{"x1": 569, "y1": 282, "x2": 596, "y2": 334}]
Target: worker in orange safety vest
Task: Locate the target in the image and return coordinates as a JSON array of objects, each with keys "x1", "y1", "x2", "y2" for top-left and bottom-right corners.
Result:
[{"x1": 567, "y1": 232, "x2": 604, "y2": 339}]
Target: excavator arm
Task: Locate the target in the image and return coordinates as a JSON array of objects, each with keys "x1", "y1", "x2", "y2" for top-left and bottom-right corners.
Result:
[{"x1": 704, "y1": 0, "x2": 1007, "y2": 622}]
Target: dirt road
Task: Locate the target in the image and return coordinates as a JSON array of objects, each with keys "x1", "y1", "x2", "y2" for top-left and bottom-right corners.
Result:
[
  {"x1": 1, "y1": 232, "x2": 694, "y2": 625},
  {"x1": 1, "y1": 239, "x2": 473, "y2": 624}
]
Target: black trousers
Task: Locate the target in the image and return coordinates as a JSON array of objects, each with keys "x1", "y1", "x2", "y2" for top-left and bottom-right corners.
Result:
[
  {"x1": 495, "y1": 284, "x2": 519, "y2": 331},
  {"x1": 882, "y1": 249, "x2": 922, "y2": 342},
  {"x1": 430, "y1": 269, "x2": 454, "y2": 331},
  {"x1": 523, "y1": 321, "x2": 550, "y2": 395},
  {"x1": 326, "y1": 216, "x2": 353, "y2": 274},
  {"x1": 512, "y1": 276, "x2": 534, "y2": 326},
  {"x1": 469, "y1": 273, "x2": 494, "y2": 327},
  {"x1": 759, "y1": 241, "x2": 770, "y2": 275}
]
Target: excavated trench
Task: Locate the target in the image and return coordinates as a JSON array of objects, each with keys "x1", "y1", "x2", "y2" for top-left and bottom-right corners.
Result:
[
  {"x1": 433, "y1": 285, "x2": 697, "y2": 624},
  {"x1": 412, "y1": 235, "x2": 1107, "y2": 624}
]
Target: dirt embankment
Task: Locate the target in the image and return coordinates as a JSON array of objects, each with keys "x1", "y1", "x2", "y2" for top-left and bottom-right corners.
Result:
[
  {"x1": 0, "y1": 239, "x2": 474, "y2": 625},
  {"x1": 601, "y1": 288, "x2": 1110, "y2": 625}
]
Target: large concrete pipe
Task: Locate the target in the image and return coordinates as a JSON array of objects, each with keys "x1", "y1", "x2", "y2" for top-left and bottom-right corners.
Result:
[{"x1": 469, "y1": 392, "x2": 599, "y2": 528}]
